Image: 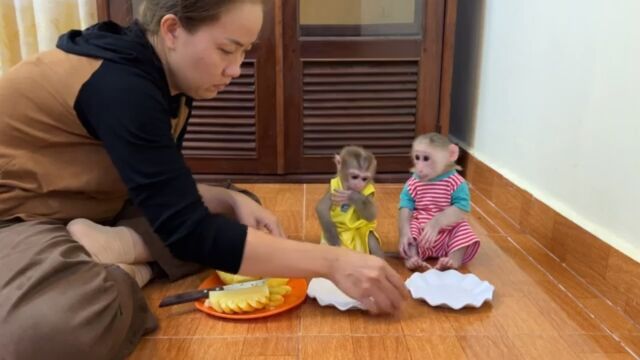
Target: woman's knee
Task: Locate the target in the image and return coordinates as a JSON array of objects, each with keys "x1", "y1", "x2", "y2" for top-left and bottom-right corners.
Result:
[
  {"x1": 1, "y1": 265, "x2": 148, "y2": 360},
  {"x1": 1, "y1": 304, "x2": 113, "y2": 359}
]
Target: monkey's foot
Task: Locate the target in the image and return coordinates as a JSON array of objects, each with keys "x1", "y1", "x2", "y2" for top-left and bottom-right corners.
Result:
[
  {"x1": 405, "y1": 256, "x2": 430, "y2": 271},
  {"x1": 435, "y1": 256, "x2": 462, "y2": 270}
]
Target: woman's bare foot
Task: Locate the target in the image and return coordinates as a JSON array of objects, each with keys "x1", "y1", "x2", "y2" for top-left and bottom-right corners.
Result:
[
  {"x1": 435, "y1": 247, "x2": 465, "y2": 270},
  {"x1": 67, "y1": 218, "x2": 152, "y2": 264},
  {"x1": 117, "y1": 263, "x2": 153, "y2": 288}
]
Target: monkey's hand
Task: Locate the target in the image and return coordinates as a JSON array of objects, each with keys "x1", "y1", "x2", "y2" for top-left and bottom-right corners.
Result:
[
  {"x1": 346, "y1": 191, "x2": 376, "y2": 221},
  {"x1": 346, "y1": 190, "x2": 366, "y2": 203},
  {"x1": 398, "y1": 233, "x2": 413, "y2": 258},
  {"x1": 418, "y1": 219, "x2": 441, "y2": 249},
  {"x1": 331, "y1": 189, "x2": 352, "y2": 206}
]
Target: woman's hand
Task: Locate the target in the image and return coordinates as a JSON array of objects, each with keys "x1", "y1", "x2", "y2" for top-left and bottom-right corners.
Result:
[
  {"x1": 328, "y1": 249, "x2": 409, "y2": 315},
  {"x1": 230, "y1": 191, "x2": 285, "y2": 237},
  {"x1": 239, "y1": 229, "x2": 408, "y2": 315},
  {"x1": 197, "y1": 184, "x2": 285, "y2": 237}
]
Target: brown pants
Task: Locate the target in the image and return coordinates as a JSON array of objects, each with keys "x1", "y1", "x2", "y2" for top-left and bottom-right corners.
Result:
[
  {"x1": 0, "y1": 219, "x2": 156, "y2": 360},
  {"x1": 0, "y1": 207, "x2": 209, "y2": 360},
  {"x1": 0, "y1": 185, "x2": 259, "y2": 359}
]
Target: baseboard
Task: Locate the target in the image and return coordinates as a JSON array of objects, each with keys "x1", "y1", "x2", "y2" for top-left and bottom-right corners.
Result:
[{"x1": 459, "y1": 148, "x2": 640, "y2": 326}]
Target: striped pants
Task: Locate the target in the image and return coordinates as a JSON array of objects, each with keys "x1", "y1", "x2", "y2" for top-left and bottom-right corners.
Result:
[{"x1": 402, "y1": 220, "x2": 480, "y2": 264}]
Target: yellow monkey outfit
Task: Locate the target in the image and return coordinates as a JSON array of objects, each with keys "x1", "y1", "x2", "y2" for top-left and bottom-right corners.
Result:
[{"x1": 320, "y1": 176, "x2": 381, "y2": 254}]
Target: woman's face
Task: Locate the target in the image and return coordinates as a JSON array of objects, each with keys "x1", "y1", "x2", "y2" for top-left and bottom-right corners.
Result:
[{"x1": 165, "y1": 2, "x2": 263, "y2": 99}]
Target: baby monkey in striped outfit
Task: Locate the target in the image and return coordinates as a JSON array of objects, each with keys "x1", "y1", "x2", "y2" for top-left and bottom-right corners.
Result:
[{"x1": 398, "y1": 133, "x2": 480, "y2": 271}]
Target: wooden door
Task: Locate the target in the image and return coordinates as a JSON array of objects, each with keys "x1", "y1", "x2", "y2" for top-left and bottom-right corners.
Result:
[{"x1": 282, "y1": 0, "x2": 453, "y2": 175}]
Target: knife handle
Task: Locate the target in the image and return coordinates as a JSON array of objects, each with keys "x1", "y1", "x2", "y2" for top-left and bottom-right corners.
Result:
[{"x1": 159, "y1": 289, "x2": 210, "y2": 307}]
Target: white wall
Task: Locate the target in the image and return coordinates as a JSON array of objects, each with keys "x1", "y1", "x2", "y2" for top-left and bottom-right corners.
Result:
[{"x1": 450, "y1": 0, "x2": 640, "y2": 261}]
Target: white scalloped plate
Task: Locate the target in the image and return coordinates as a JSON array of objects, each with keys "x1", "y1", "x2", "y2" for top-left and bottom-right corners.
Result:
[
  {"x1": 306, "y1": 278, "x2": 366, "y2": 311},
  {"x1": 405, "y1": 269, "x2": 495, "y2": 310}
]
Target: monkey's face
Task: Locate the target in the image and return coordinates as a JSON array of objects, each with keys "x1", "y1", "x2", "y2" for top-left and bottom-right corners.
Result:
[
  {"x1": 412, "y1": 143, "x2": 450, "y2": 181},
  {"x1": 344, "y1": 168, "x2": 372, "y2": 193}
]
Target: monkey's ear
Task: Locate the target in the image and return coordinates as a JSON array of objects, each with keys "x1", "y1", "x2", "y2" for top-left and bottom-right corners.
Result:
[
  {"x1": 448, "y1": 144, "x2": 460, "y2": 162},
  {"x1": 334, "y1": 154, "x2": 342, "y2": 168}
]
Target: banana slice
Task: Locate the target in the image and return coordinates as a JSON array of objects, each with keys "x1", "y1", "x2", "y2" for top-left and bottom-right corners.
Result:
[
  {"x1": 268, "y1": 294, "x2": 285, "y2": 307},
  {"x1": 238, "y1": 300, "x2": 254, "y2": 312},
  {"x1": 220, "y1": 301, "x2": 234, "y2": 314},
  {"x1": 207, "y1": 282, "x2": 270, "y2": 314},
  {"x1": 207, "y1": 299, "x2": 224, "y2": 313},
  {"x1": 269, "y1": 285, "x2": 292, "y2": 296},
  {"x1": 227, "y1": 301, "x2": 243, "y2": 313},
  {"x1": 216, "y1": 270, "x2": 259, "y2": 285},
  {"x1": 248, "y1": 298, "x2": 266, "y2": 309},
  {"x1": 266, "y1": 278, "x2": 289, "y2": 287},
  {"x1": 205, "y1": 277, "x2": 296, "y2": 314}
]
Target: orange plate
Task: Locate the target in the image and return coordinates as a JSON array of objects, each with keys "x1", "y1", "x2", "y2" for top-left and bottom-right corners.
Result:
[{"x1": 194, "y1": 273, "x2": 308, "y2": 320}]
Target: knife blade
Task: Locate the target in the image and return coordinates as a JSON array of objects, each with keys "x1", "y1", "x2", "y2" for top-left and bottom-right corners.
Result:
[{"x1": 158, "y1": 279, "x2": 267, "y2": 307}]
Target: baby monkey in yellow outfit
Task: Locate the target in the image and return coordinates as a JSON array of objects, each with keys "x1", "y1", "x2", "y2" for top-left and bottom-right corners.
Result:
[{"x1": 315, "y1": 146, "x2": 383, "y2": 257}]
